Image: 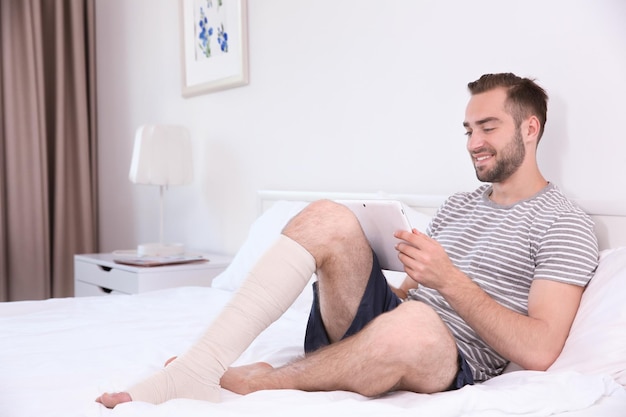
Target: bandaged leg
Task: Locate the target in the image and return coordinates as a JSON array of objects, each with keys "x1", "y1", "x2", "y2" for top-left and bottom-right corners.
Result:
[{"x1": 126, "y1": 234, "x2": 316, "y2": 404}]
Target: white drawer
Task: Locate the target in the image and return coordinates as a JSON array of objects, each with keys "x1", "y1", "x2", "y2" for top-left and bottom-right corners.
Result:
[
  {"x1": 74, "y1": 280, "x2": 129, "y2": 297},
  {"x1": 74, "y1": 261, "x2": 138, "y2": 294}
]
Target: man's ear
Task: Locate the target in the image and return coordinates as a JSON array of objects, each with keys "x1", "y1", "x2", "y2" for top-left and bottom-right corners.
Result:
[{"x1": 524, "y1": 115, "x2": 541, "y2": 144}]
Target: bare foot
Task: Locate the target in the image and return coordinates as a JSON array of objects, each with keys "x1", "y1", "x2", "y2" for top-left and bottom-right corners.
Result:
[
  {"x1": 220, "y1": 362, "x2": 274, "y2": 395},
  {"x1": 96, "y1": 392, "x2": 132, "y2": 408}
]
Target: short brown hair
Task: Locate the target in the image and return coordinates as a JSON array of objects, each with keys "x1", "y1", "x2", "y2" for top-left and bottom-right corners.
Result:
[{"x1": 468, "y1": 73, "x2": 548, "y2": 142}]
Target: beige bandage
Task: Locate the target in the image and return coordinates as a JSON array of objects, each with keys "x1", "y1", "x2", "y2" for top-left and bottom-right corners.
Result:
[{"x1": 127, "y1": 234, "x2": 316, "y2": 404}]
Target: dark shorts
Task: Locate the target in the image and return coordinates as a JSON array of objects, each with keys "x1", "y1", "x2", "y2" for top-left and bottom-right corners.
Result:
[{"x1": 304, "y1": 251, "x2": 474, "y2": 391}]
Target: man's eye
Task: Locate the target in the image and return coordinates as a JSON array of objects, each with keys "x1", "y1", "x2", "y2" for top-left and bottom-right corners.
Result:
[{"x1": 464, "y1": 131, "x2": 472, "y2": 137}]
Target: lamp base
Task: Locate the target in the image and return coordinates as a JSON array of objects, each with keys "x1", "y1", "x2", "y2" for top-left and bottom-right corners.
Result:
[{"x1": 137, "y1": 242, "x2": 185, "y2": 257}]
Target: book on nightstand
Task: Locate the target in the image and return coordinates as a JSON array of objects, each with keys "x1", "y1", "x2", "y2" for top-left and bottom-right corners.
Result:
[{"x1": 113, "y1": 254, "x2": 208, "y2": 267}]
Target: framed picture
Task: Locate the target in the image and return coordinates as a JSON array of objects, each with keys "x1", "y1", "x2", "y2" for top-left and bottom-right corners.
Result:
[{"x1": 179, "y1": 0, "x2": 249, "y2": 97}]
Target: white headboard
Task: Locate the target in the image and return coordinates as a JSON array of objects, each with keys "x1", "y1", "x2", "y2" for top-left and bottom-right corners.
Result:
[{"x1": 258, "y1": 190, "x2": 626, "y2": 251}]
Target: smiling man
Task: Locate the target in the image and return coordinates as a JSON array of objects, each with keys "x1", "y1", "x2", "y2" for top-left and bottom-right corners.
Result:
[{"x1": 98, "y1": 73, "x2": 598, "y2": 408}]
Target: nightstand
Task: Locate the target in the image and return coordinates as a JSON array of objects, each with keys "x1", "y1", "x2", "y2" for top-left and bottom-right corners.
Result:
[{"x1": 74, "y1": 253, "x2": 232, "y2": 297}]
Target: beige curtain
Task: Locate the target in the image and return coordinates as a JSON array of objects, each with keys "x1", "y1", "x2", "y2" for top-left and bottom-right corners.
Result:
[{"x1": 0, "y1": 0, "x2": 98, "y2": 301}]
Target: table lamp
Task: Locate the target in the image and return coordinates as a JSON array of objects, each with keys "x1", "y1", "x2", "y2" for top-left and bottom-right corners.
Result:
[{"x1": 129, "y1": 124, "x2": 193, "y2": 257}]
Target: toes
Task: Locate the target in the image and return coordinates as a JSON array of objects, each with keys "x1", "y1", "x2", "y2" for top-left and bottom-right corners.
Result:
[{"x1": 96, "y1": 392, "x2": 132, "y2": 408}]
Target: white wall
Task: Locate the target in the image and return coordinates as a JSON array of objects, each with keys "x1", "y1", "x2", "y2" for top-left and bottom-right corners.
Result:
[{"x1": 96, "y1": 0, "x2": 626, "y2": 256}]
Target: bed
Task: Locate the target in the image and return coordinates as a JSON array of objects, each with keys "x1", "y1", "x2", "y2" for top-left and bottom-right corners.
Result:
[{"x1": 1, "y1": 190, "x2": 625, "y2": 417}]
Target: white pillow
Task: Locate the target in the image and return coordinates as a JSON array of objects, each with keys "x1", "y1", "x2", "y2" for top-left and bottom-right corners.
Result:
[
  {"x1": 212, "y1": 200, "x2": 310, "y2": 292},
  {"x1": 548, "y1": 247, "x2": 626, "y2": 386},
  {"x1": 211, "y1": 200, "x2": 432, "y2": 310}
]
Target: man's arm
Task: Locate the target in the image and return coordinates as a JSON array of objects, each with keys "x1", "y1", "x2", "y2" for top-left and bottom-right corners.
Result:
[
  {"x1": 395, "y1": 229, "x2": 584, "y2": 371},
  {"x1": 437, "y1": 268, "x2": 582, "y2": 370}
]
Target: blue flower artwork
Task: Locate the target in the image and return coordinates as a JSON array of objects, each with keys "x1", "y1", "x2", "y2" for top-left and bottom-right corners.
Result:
[
  {"x1": 197, "y1": 6, "x2": 213, "y2": 57},
  {"x1": 217, "y1": 23, "x2": 228, "y2": 52},
  {"x1": 193, "y1": 0, "x2": 229, "y2": 61}
]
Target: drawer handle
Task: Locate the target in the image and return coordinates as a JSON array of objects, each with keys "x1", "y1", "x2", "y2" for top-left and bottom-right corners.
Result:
[
  {"x1": 99, "y1": 287, "x2": 113, "y2": 294},
  {"x1": 98, "y1": 265, "x2": 112, "y2": 272}
]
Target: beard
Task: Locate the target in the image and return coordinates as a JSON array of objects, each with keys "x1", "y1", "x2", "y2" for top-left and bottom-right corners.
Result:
[{"x1": 473, "y1": 128, "x2": 526, "y2": 183}]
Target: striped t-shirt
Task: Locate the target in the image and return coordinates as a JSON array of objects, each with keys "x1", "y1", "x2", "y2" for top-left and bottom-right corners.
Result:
[{"x1": 407, "y1": 183, "x2": 598, "y2": 382}]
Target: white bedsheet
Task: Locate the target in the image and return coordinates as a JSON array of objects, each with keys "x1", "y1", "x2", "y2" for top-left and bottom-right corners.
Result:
[{"x1": 1, "y1": 286, "x2": 624, "y2": 417}]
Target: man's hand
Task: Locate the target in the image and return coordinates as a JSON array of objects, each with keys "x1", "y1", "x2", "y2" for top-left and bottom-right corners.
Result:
[{"x1": 394, "y1": 229, "x2": 460, "y2": 292}]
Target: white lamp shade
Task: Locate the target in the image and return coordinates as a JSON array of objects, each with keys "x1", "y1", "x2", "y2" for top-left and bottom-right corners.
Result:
[{"x1": 129, "y1": 125, "x2": 193, "y2": 186}]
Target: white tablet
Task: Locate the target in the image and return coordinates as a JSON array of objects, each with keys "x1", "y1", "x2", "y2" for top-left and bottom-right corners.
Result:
[{"x1": 339, "y1": 200, "x2": 413, "y2": 271}]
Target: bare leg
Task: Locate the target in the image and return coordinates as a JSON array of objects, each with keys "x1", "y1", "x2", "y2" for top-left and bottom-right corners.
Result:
[
  {"x1": 221, "y1": 300, "x2": 459, "y2": 396},
  {"x1": 220, "y1": 201, "x2": 462, "y2": 396},
  {"x1": 281, "y1": 200, "x2": 374, "y2": 342}
]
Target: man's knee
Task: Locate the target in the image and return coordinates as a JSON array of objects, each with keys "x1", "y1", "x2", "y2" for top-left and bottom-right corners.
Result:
[
  {"x1": 285, "y1": 200, "x2": 357, "y2": 231},
  {"x1": 364, "y1": 302, "x2": 459, "y2": 393},
  {"x1": 368, "y1": 301, "x2": 456, "y2": 358},
  {"x1": 282, "y1": 200, "x2": 365, "y2": 250}
]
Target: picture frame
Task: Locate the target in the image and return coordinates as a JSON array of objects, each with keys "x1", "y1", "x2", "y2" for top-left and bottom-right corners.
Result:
[{"x1": 179, "y1": 0, "x2": 249, "y2": 97}]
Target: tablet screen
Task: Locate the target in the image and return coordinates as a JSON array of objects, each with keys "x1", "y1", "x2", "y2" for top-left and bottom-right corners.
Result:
[{"x1": 340, "y1": 200, "x2": 412, "y2": 271}]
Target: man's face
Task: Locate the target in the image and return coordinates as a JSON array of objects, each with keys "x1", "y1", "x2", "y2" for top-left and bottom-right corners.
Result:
[{"x1": 463, "y1": 88, "x2": 525, "y2": 183}]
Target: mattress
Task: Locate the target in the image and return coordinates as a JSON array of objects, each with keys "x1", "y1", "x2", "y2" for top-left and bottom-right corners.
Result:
[{"x1": 1, "y1": 285, "x2": 625, "y2": 417}]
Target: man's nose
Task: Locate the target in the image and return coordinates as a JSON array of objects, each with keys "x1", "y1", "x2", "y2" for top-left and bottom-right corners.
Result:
[{"x1": 467, "y1": 132, "x2": 485, "y2": 152}]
